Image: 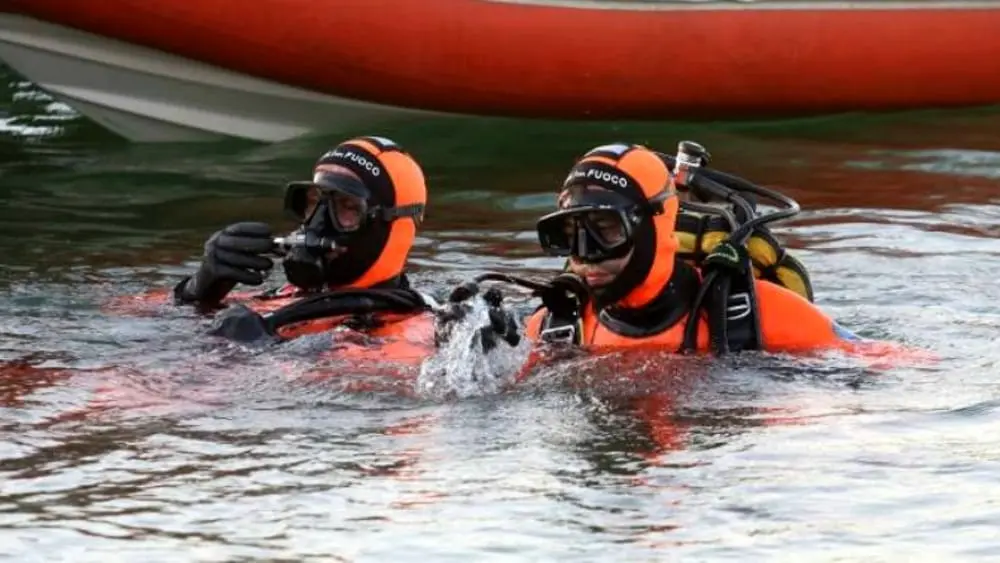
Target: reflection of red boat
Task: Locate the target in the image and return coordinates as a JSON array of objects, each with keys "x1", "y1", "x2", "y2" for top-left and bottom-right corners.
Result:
[{"x1": 1, "y1": 0, "x2": 999, "y2": 143}]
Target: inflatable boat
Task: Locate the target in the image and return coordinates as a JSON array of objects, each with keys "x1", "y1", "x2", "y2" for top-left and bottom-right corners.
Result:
[{"x1": 1, "y1": 0, "x2": 999, "y2": 142}]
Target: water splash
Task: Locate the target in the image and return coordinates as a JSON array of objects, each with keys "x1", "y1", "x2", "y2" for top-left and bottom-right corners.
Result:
[{"x1": 417, "y1": 298, "x2": 532, "y2": 400}]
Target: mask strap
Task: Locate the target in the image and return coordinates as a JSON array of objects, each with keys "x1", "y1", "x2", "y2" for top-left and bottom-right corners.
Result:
[
  {"x1": 375, "y1": 203, "x2": 426, "y2": 224},
  {"x1": 643, "y1": 189, "x2": 673, "y2": 215}
]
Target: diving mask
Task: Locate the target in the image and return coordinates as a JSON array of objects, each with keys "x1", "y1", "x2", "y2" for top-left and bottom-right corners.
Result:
[
  {"x1": 284, "y1": 171, "x2": 372, "y2": 235},
  {"x1": 537, "y1": 191, "x2": 642, "y2": 264},
  {"x1": 279, "y1": 180, "x2": 358, "y2": 291}
]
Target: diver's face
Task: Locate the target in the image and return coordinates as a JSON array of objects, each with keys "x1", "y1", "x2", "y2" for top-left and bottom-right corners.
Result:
[
  {"x1": 301, "y1": 184, "x2": 368, "y2": 260},
  {"x1": 559, "y1": 186, "x2": 633, "y2": 289},
  {"x1": 568, "y1": 253, "x2": 631, "y2": 288}
]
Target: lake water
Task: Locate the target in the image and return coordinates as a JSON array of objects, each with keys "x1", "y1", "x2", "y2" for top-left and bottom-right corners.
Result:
[{"x1": 3, "y1": 67, "x2": 1000, "y2": 562}]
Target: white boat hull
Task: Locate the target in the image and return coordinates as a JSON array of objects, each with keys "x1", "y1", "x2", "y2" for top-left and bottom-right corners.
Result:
[{"x1": 0, "y1": 14, "x2": 446, "y2": 143}]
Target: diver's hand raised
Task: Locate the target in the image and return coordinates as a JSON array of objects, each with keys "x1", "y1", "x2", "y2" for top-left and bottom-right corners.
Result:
[
  {"x1": 433, "y1": 282, "x2": 480, "y2": 346},
  {"x1": 175, "y1": 222, "x2": 275, "y2": 308},
  {"x1": 205, "y1": 222, "x2": 275, "y2": 284},
  {"x1": 433, "y1": 282, "x2": 521, "y2": 351},
  {"x1": 479, "y1": 288, "x2": 521, "y2": 351}
]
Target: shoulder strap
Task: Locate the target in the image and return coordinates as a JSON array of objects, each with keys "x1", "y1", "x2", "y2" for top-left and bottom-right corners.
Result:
[
  {"x1": 681, "y1": 242, "x2": 762, "y2": 355},
  {"x1": 707, "y1": 260, "x2": 762, "y2": 354}
]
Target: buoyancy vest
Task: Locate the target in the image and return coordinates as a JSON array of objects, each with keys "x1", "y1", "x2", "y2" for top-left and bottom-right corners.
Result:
[{"x1": 525, "y1": 270, "x2": 849, "y2": 355}]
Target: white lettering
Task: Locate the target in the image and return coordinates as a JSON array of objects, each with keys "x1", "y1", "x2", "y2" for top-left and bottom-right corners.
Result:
[
  {"x1": 564, "y1": 167, "x2": 629, "y2": 189},
  {"x1": 324, "y1": 149, "x2": 382, "y2": 176},
  {"x1": 584, "y1": 168, "x2": 627, "y2": 188}
]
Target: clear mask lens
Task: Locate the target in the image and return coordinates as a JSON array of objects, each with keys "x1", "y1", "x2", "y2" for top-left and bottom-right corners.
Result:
[
  {"x1": 324, "y1": 190, "x2": 367, "y2": 233},
  {"x1": 537, "y1": 206, "x2": 634, "y2": 262}
]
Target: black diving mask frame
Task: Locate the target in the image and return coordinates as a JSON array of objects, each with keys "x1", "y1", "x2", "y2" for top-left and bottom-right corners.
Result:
[
  {"x1": 284, "y1": 174, "x2": 372, "y2": 235},
  {"x1": 536, "y1": 204, "x2": 643, "y2": 264},
  {"x1": 284, "y1": 175, "x2": 424, "y2": 237}
]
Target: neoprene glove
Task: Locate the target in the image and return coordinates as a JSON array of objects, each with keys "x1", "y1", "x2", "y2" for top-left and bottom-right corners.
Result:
[
  {"x1": 434, "y1": 282, "x2": 520, "y2": 351},
  {"x1": 174, "y1": 222, "x2": 275, "y2": 308},
  {"x1": 479, "y1": 287, "x2": 521, "y2": 352}
]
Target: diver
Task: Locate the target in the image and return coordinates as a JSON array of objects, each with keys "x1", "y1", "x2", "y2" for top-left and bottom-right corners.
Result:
[
  {"x1": 172, "y1": 136, "x2": 439, "y2": 348},
  {"x1": 454, "y1": 141, "x2": 866, "y2": 357},
  {"x1": 541, "y1": 141, "x2": 814, "y2": 302}
]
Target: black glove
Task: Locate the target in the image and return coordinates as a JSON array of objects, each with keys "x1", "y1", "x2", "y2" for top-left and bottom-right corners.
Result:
[
  {"x1": 433, "y1": 282, "x2": 520, "y2": 351},
  {"x1": 478, "y1": 288, "x2": 521, "y2": 352},
  {"x1": 433, "y1": 282, "x2": 479, "y2": 346},
  {"x1": 174, "y1": 222, "x2": 275, "y2": 308},
  {"x1": 206, "y1": 303, "x2": 279, "y2": 345}
]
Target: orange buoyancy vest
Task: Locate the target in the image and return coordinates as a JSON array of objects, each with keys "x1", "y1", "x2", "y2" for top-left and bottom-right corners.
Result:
[{"x1": 525, "y1": 279, "x2": 857, "y2": 355}]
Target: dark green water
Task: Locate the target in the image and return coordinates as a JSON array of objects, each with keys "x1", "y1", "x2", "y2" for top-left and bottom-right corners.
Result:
[{"x1": 3, "y1": 67, "x2": 1000, "y2": 561}]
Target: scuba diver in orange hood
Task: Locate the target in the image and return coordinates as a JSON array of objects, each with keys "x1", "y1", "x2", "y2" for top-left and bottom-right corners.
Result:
[
  {"x1": 525, "y1": 141, "x2": 858, "y2": 354},
  {"x1": 172, "y1": 135, "x2": 438, "y2": 349},
  {"x1": 457, "y1": 141, "x2": 879, "y2": 358}
]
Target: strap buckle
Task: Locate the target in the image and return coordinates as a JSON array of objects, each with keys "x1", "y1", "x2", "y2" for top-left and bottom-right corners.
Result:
[
  {"x1": 726, "y1": 292, "x2": 752, "y2": 321},
  {"x1": 540, "y1": 324, "x2": 577, "y2": 345}
]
